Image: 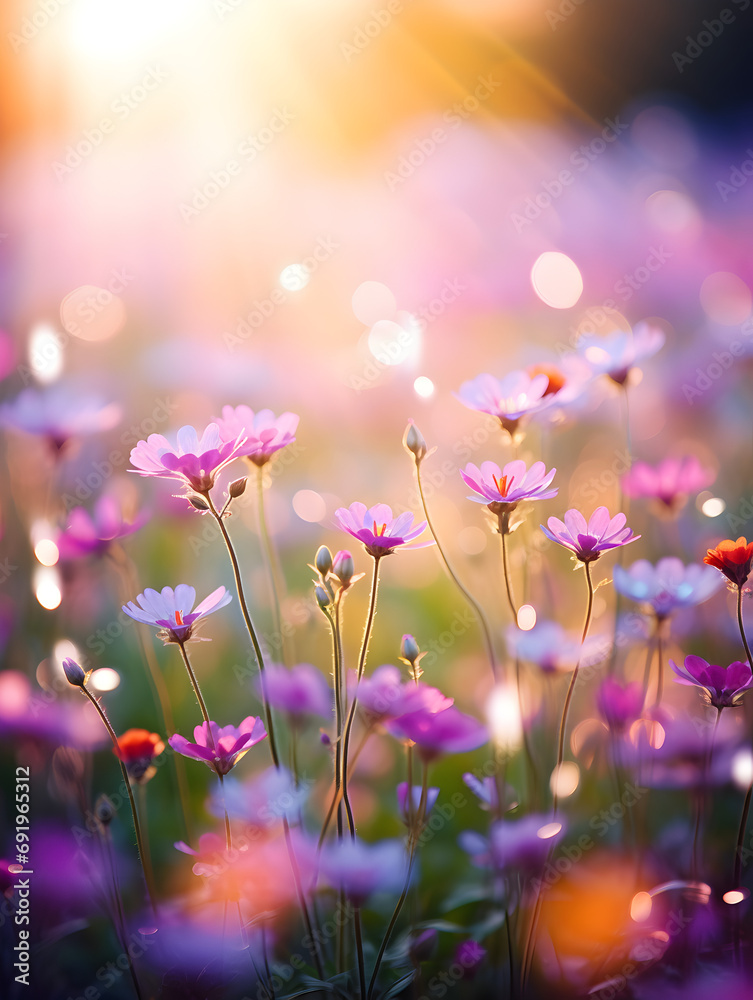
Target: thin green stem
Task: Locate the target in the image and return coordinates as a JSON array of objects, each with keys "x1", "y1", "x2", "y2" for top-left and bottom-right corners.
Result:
[
  {"x1": 500, "y1": 526, "x2": 517, "y2": 621},
  {"x1": 218, "y1": 773, "x2": 232, "y2": 851},
  {"x1": 737, "y1": 585, "x2": 753, "y2": 665},
  {"x1": 354, "y1": 907, "x2": 367, "y2": 999},
  {"x1": 735, "y1": 783, "x2": 752, "y2": 887},
  {"x1": 81, "y1": 687, "x2": 158, "y2": 922},
  {"x1": 177, "y1": 641, "x2": 212, "y2": 727},
  {"x1": 256, "y1": 465, "x2": 291, "y2": 665},
  {"x1": 415, "y1": 459, "x2": 499, "y2": 679},
  {"x1": 103, "y1": 828, "x2": 144, "y2": 1000},
  {"x1": 654, "y1": 632, "x2": 664, "y2": 708},
  {"x1": 283, "y1": 816, "x2": 325, "y2": 978},
  {"x1": 692, "y1": 707, "x2": 722, "y2": 879}
]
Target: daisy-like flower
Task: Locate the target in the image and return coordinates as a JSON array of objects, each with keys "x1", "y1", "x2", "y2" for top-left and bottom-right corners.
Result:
[
  {"x1": 575, "y1": 322, "x2": 665, "y2": 385},
  {"x1": 669, "y1": 654, "x2": 753, "y2": 709},
  {"x1": 56, "y1": 495, "x2": 148, "y2": 560},
  {"x1": 335, "y1": 502, "x2": 429, "y2": 559},
  {"x1": 387, "y1": 705, "x2": 488, "y2": 761},
  {"x1": 255, "y1": 663, "x2": 331, "y2": 721},
  {"x1": 113, "y1": 729, "x2": 165, "y2": 784},
  {"x1": 541, "y1": 507, "x2": 639, "y2": 564},
  {"x1": 129, "y1": 423, "x2": 246, "y2": 495},
  {"x1": 596, "y1": 678, "x2": 644, "y2": 733},
  {"x1": 214, "y1": 405, "x2": 299, "y2": 467},
  {"x1": 122, "y1": 584, "x2": 232, "y2": 644},
  {"x1": 455, "y1": 370, "x2": 551, "y2": 436},
  {"x1": 460, "y1": 459, "x2": 557, "y2": 520},
  {"x1": 613, "y1": 558, "x2": 722, "y2": 619},
  {"x1": 169, "y1": 717, "x2": 267, "y2": 775},
  {"x1": 621, "y1": 456, "x2": 715, "y2": 511},
  {"x1": 704, "y1": 537, "x2": 753, "y2": 588},
  {"x1": 0, "y1": 385, "x2": 121, "y2": 449}
]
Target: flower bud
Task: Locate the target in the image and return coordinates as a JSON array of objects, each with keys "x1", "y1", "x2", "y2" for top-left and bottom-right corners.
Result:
[
  {"x1": 403, "y1": 420, "x2": 427, "y2": 462},
  {"x1": 63, "y1": 657, "x2": 87, "y2": 688},
  {"x1": 187, "y1": 494, "x2": 210, "y2": 511},
  {"x1": 400, "y1": 633, "x2": 420, "y2": 665},
  {"x1": 228, "y1": 477, "x2": 247, "y2": 499},
  {"x1": 314, "y1": 585, "x2": 331, "y2": 609},
  {"x1": 95, "y1": 795, "x2": 116, "y2": 826},
  {"x1": 332, "y1": 550, "x2": 355, "y2": 588},
  {"x1": 315, "y1": 545, "x2": 333, "y2": 577},
  {"x1": 409, "y1": 928, "x2": 437, "y2": 963},
  {"x1": 454, "y1": 940, "x2": 486, "y2": 979}
]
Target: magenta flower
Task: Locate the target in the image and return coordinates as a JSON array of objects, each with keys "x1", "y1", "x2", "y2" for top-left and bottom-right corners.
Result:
[
  {"x1": 256, "y1": 663, "x2": 331, "y2": 720},
  {"x1": 621, "y1": 456, "x2": 715, "y2": 510},
  {"x1": 353, "y1": 665, "x2": 453, "y2": 725},
  {"x1": 456, "y1": 370, "x2": 551, "y2": 434},
  {"x1": 0, "y1": 385, "x2": 121, "y2": 449},
  {"x1": 541, "y1": 507, "x2": 639, "y2": 563},
  {"x1": 335, "y1": 502, "x2": 430, "y2": 558},
  {"x1": 129, "y1": 422, "x2": 246, "y2": 494},
  {"x1": 122, "y1": 584, "x2": 232, "y2": 644},
  {"x1": 669, "y1": 655, "x2": 753, "y2": 709},
  {"x1": 387, "y1": 705, "x2": 488, "y2": 760},
  {"x1": 596, "y1": 677, "x2": 644, "y2": 733},
  {"x1": 56, "y1": 496, "x2": 148, "y2": 560},
  {"x1": 214, "y1": 405, "x2": 299, "y2": 467},
  {"x1": 575, "y1": 322, "x2": 664, "y2": 385},
  {"x1": 613, "y1": 558, "x2": 722, "y2": 619},
  {"x1": 454, "y1": 940, "x2": 487, "y2": 979},
  {"x1": 460, "y1": 459, "x2": 557, "y2": 515},
  {"x1": 169, "y1": 717, "x2": 267, "y2": 775},
  {"x1": 460, "y1": 814, "x2": 565, "y2": 873}
]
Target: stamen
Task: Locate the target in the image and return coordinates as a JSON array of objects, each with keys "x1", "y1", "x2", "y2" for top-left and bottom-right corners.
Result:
[
  {"x1": 493, "y1": 474, "x2": 510, "y2": 497},
  {"x1": 375, "y1": 523, "x2": 387, "y2": 536},
  {"x1": 175, "y1": 610, "x2": 184, "y2": 626}
]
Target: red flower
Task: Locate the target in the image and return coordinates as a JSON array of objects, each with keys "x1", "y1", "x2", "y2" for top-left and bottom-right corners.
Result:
[
  {"x1": 114, "y1": 729, "x2": 165, "y2": 784},
  {"x1": 703, "y1": 537, "x2": 753, "y2": 587}
]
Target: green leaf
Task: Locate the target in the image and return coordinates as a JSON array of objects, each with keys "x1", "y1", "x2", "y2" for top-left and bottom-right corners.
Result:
[
  {"x1": 379, "y1": 970, "x2": 417, "y2": 999},
  {"x1": 469, "y1": 909, "x2": 507, "y2": 940},
  {"x1": 440, "y1": 883, "x2": 492, "y2": 912}
]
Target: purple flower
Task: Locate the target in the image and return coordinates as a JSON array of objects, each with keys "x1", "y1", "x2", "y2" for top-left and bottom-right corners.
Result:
[
  {"x1": 319, "y1": 838, "x2": 407, "y2": 904},
  {"x1": 122, "y1": 584, "x2": 232, "y2": 644},
  {"x1": 129, "y1": 423, "x2": 246, "y2": 494},
  {"x1": 622, "y1": 455, "x2": 715, "y2": 510},
  {"x1": 387, "y1": 705, "x2": 488, "y2": 760},
  {"x1": 214, "y1": 405, "x2": 299, "y2": 467},
  {"x1": 456, "y1": 370, "x2": 555, "y2": 438},
  {"x1": 460, "y1": 814, "x2": 564, "y2": 873},
  {"x1": 462, "y1": 773, "x2": 518, "y2": 812},
  {"x1": 56, "y1": 495, "x2": 148, "y2": 560},
  {"x1": 0, "y1": 385, "x2": 121, "y2": 448},
  {"x1": 596, "y1": 678, "x2": 644, "y2": 732},
  {"x1": 256, "y1": 663, "x2": 331, "y2": 720},
  {"x1": 574, "y1": 322, "x2": 664, "y2": 385},
  {"x1": 454, "y1": 940, "x2": 487, "y2": 978},
  {"x1": 208, "y1": 766, "x2": 307, "y2": 827},
  {"x1": 335, "y1": 502, "x2": 430, "y2": 558},
  {"x1": 169, "y1": 717, "x2": 267, "y2": 775},
  {"x1": 460, "y1": 459, "x2": 557, "y2": 516},
  {"x1": 353, "y1": 665, "x2": 453, "y2": 724},
  {"x1": 396, "y1": 782, "x2": 440, "y2": 824},
  {"x1": 669, "y1": 655, "x2": 753, "y2": 709},
  {"x1": 541, "y1": 507, "x2": 639, "y2": 563},
  {"x1": 506, "y1": 620, "x2": 580, "y2": 673},
  {"x1": 613, "y1": 558, "x2": 722, "y2": 618}
]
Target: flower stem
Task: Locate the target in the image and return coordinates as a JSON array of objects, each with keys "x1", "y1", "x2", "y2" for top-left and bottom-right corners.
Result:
[
  {"x1": 81, "y1": 687, "x2": 158, "y2": 922},
  {"x1": 692, "y1": 706, "x2": 722, "y2": 879},
  {"x1": 737, "y1": 585, "x2": 753, "y2": 665},
  {"x1": 341, "y1": 555, "x2": 382, "y2": 838},
  {"x1": 177, "y1": 641, "x2": 212, "y2": 727},
  {"x1": 500, "y1": 526, "x2": 517, "y2": 621},
  {"x1": 256, "y1": 465, "x2": 291, "y2": 665},
  {"x1": 218, "y1": 772, "x2": 232, "y2": 851},
  {"x1": 415, "y1": 458, "x2": 499, "y2": 679},
  {"x1": 206, "y1": 493, "x2": 280, "y2": 769},
  {"x1": 654, "y1": 632, "x2": 664, "y2": 707}
]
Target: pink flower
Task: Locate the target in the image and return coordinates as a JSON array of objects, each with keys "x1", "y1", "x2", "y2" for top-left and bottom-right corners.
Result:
[
  {"x1": 129, "y1": 423, "x2": 246, "y2": 494},
  {"x1": 460, "y1": 459, "x2": 557, "y2": 514},
  {"x1": 353, "y1": 665, "x2": 453, "y2": 724},
  {"x1": 387, "y1": 705, "x2": 488, "y2": 760},
  {"x1": 621, "y1": 456, "x2": 714, "y2": 510},
  {"x1": 575, "y1": 322, "x2": 665, "y2": 385},
  {"x1": 256, "y1": 663, "x2": 331, "y2": 720},
  {"x1": 669, "y1": 655, "x2": 753, "y2": 710},
  {"x1": 335, "y1": 502, "x2": 429, "y2": 558},
  {"x1": 455, "y1": 371, "x2": 551, "y2": 434},
  {"x1": 169, "y1": 717, "x2": 267, "y2": 775},
  {"x1": 0, "y1": 385, "x2": 121, "y2": 448},
  {"x1": 122, "y1": 584, "x2": 232, "y2": 644},
  {"x1": 541, "y1": 507, "x2": 639, "y2": 564},
  {"x1": 214, "y1": 405, "x2": 299, "y2": 467},
  {"x1": 596, "y1": 678, "x2": 644, "y2": 732},
  {"x1": 56, "y1": 496, "x2": 148, "y2": 560}
]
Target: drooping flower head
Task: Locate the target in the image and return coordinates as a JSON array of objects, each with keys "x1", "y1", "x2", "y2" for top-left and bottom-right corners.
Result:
[
  {"x1": 455, "y1": 370, "x2": 551, "y2": 436},
  {"x1": 542, "y1": 507, "x2": 639, "y2": 564},
  {"x1": 0, "y1": 385, "x2": 121, "y2": 450},
  {"x1": 335, "y1": 502, "x2": 429, "y2": 559},
  {"x1": 56, "y1": 495, "x2": 148, "y2": 560},
  {"x1": 613, "y1": 558, "x2": 722, "y2": 619},
  {"x1": 460, "y1": 460, "x2": 557, "y2": 523},
  {"x1": 214, "y1": 405, "x2": 299, "y2": 467},
  {"x1": 255, "y1": 663, "x2": 331, "y2": 721},
  {"x1": 122, "y1": 584, "x2": 232, "y2": 644},
  {"x1": 704, "y1": 537, "x2": 753, "y2": 588},
  {"x1": 114, "y1": 729, "x2": 165, "y2": 783},
  {"x1": 129, "y1": 423, "x2": 246, "y2": 494},
  {"x1": 669, "y1": 655, "x2": 753, "y2": 710},
  {"x1": 169, "y1": 717, "x2": 267, "y2": 775},
  {"x1": 622, "y1": 456, "x2": 714, "y2": 511},
  {"x1": 596, "y1": 678, "x2": 644, "y2": 733},
  {"x1": 575, "y1": 322, "x2": 664, "y2": 385}
]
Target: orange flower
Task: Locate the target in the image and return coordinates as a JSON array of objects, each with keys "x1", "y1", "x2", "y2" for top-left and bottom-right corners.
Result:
[
  {"x1": 114, "y1": 728, "x2": 165, "y2": 784},
  {"x1": 704, "y1": 536, "x2": 753, "y2": 587}
]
